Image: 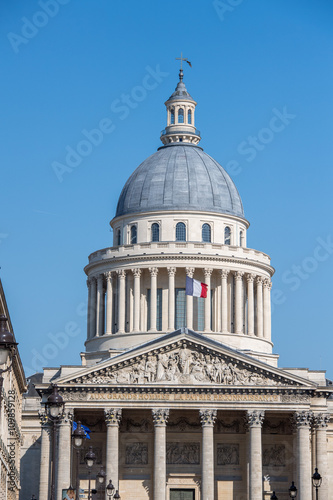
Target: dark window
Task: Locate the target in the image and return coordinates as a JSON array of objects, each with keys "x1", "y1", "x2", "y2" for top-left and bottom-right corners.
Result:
[
  {"x1": 130, "y1": 225, "x2": 137, "y2": 244},
  {"x1": 116, "y1": 229, "x2": 121, "y2": 246},
  {"x1": 175, "y1": 288, "x2": 186, "y2": 329},
  {"x1": 202, "y1": 223, "x2": 211, "y2": 242},
  {"x1": 147, "y1": 288, "x2": 163, "y2": 331},
  {"x1": 188, "y1": 109, "x2": 192, "y2": 124},
  {"x1": 151, "y1": 223, "x2": 160, "y2": 242},
  {"x1": 176, "y1": 222, "x2": 186, "y2": 241},
  {"x1": 224, "y1": 226, "x2": 231, "y2": 245},
  {"x1": 178, "y1": 108, "x2": 184, "y2": 123},
  {"x1": 240, "y1": 230, "x2": 244, "y2": 247},
  {"x1": 170, "y1": 108, "x2": 175, "y2": 124},
  {"x1": 193, "y1": 296, "x2": 205, "y2": 331}
]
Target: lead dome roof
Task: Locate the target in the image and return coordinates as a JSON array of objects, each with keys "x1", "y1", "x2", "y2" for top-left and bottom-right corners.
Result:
[{"x1": 115, "y1": 143, "x2": 244, "y2": 219}]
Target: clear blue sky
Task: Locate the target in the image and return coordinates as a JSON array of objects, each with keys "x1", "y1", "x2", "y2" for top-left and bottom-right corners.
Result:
[{"x1": 1, "y1": 0, "x2": 332, "y2": 378}]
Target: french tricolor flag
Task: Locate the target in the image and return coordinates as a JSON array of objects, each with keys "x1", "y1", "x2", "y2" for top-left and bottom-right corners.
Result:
[{"x1": 186, "y1": 276, "x2": 208, "y2": 298}]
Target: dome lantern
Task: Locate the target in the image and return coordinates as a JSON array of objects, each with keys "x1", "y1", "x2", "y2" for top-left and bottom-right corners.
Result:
[{"x1": 160, "y1": 64, "x2": 201, "y2": 145}]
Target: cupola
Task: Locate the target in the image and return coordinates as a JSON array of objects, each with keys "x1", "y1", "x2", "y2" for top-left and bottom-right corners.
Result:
[{"x1": 160, "y1": 68, "x2": 201, "y2": 145}]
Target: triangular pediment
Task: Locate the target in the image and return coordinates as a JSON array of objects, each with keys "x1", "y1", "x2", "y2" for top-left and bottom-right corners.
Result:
[{"x1": 54, "y1": 329, "x2": 316, "y2": 389}]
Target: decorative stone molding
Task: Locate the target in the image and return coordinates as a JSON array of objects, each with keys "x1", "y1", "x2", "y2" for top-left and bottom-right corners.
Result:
[
  {"x1": 313, "y1": 413, "x2": 330, "y2": 428},
  {"x1": 152, "y1": 408, "x2": 169, "y2": 425},
  {"x1": 246, "y1": 273, "x2": 256, "y2": 283},
  {"x1": 204, "y1": 268, "x2": 213, "y2": 278},
  {"x1": 234, "y1": 271, "x2": 244, "y2": 280},
  {"x1": 149, "y1": 267, "x2": 159, "y2": 277},
  {"x1": 132, "y1": 268, "x2": 142, "y2": 277},
  {"x1": 256, "y1": 276, "x2": 263, "y2": 285},
  {"x1": 166, "y1": 442, "x2": 200, "y2": 464},
  {"x1": 199, "y1": 409, "x2": 217, "y2": 426},
  {"x1": 217, "y1": 444, "x2": 239, "y2": 465},
  {"x1": 185, "y1": 267, "x2": 195, "y2": 278},
  {"x1": 168, "y1": 416, "x2": 200, "y2": 431},
  {"x1": 262, "y1": 444, "x2": 285, "y2": 466},
  {"x1": 167, "y1": 267, "x2": 176, "y2": 277},
  {"x1": 245, "y1": 410, "x2": 265, "y2": 428},
  {"x1": 293, "y1": 411, "x2": 313, "y2": 428},
  {"x1": 125, "y1": 442, "x2": 148, "y2": 465},
  {"x1": 263, "y1": 278, "x2": 272, "y2": 289},
  {"x1": 121, "y1": 418, "x2": 151, "y2": 433},
  {"x1": 116, "y1": 269, "x2": 126, "y2": 278},
  {"x1": 105, "y1": 271, "x2": 113, "y2": 280},
  {"x1": 216, "y1": 419, "x2": 242, "y2": 434},
  {"x1": 104, "y1": 408, "x2": 122, "y2": 426},
  {"x1": 220, "y1": 269, "x2": 229, "y2": 279}
]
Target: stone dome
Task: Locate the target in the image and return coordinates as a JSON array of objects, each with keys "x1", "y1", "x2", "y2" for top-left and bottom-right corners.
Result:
[{"x1": 115, "y1": 143, "x2": 244, "y2": 218}]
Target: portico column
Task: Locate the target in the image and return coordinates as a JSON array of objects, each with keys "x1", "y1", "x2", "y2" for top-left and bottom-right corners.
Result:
[
  {"x1": 105, "y1": 272, "x2": 113, "y2": 335},
  {"x1": 39, "y1": 413, "x2": 51, "y2": 500},
  {"x1": 186, "y1": 267, "x2": 194, "y2": 329},
  {"x1": 247, "y1": 274, "x2": 255, "y2": 336},
  {"x1": 294, "y1": 411, "x2": 312, "y2": 500},
  {"x1": 220, "y1": 269, "x2": 229, "y2": 333},
  {"x1": 234, "y1": 271, "x2": 244, "y2": 334},
  {"x1": 56, "y1": 409, "x2": 73, "y2": 500},
  {"x1": 256, "y1": 277, "x2": 263, "y2": 337},
  {"x1": 152, "y1": 408, "x2": 169, "y2": 500},
  {"x1": 117, "y1": 269, "x2": 126, "y2": 333},
  {"x1": 96, "y1": 274, "x2": 104, "y2": 336},
  {"x1": 104, "y1": 409, "x2": 122, "y2": 492},
  {"x1": 204, "y1": 268, "x2": 212, "y2": 332},
  {"x1": 89, "y1": 277, "x2": 97, "y2": 338},
  {"x1": 149, "y1": 267, "x2": 159, "y2": 331},
  {"x1": 132, "y1": 268, "x2": 142, "y2": 332},
  {"x1": 199, "y1": 409, "x2": 217, "y2": 500},
  {"x1": 87, "y1": 278, "x2": 92, "y2": 340},
  {"x1": 246, "y1": 410, "x2": 264, "y2": 500},
  {"x1": 314, "y1": 413, "x2": 330, "y2": 499},
  {"x1": 167, "y1": 267, "x2": 176, "y2": 331},
  {"x1": 263, "y1": 279, "x2": 272, "y2": 340}
]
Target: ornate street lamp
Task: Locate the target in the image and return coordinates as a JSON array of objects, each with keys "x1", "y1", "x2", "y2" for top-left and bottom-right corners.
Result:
[
  {"x1": 289, "y1": 481, "x2": 297, "y2": 498},
  {"x1": 271, "y1": 493, "x2": 278, "y2": 500},
  {"x1": 0, "y1": 315, "x2": 18, "y2": 416},
  {"x1": 96, "y1": 468, "x2": 106, "y2": 500},
  {"x1": 312, "y1": 468, "x2": 322, "y2": 500},
  {"x1": 84, "y1": 446, "x2": 96, "y2": 500},
  {"x1": 45, "y1": 384, "x2": 64, "y2": 500},
  {"x1": 106, "y1": 480, "x2": 120, "y2": 500},
  {"x1": 72, "y1": 421, "x2": 86, "y2": 497}
]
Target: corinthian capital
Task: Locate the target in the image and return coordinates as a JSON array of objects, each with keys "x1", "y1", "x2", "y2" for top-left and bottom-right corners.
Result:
[
  {"x1": 246, "y1": 273, "x2": 256, "y2": 283},
  {"x1": 116, "y1": 269, "x2": 126, "y2": 279},
  {"x1": 234, "y1": 271, "x2": 244, "y2": 280},
  {"x1": 293, "y1": 411, "x2": 313, "y2": 428},
  {"x1": 186, "y1": 267, "x2": 195, "y2": 278},
  {"x1": 167, "y1": 267, "x2": 176, "y2": 277},
  {"x1": 245, "y1": 410, "x2": 265, "y2": 428},
  {"x1": 105, "y1": 271, "x2": 113, "y2": 281},
  {"x1": 132, "y1": 268, "x2": 142, "y2": 278},
  {"x1": 149, "y1": 267, "x2": 159, "y2": 277},
  {"x1": 220, "y1": 269, "x2": 229, "y2": 279},
  {"x1": 313, "y1": 413, "x2": 330, "y2": 429},
  {"x1": 204, "y1": 268, "x2": 213, "y2": 278},
  {"x1": 199, "y1": 409, "x2": 217, "y2": 426},
  {"x1": 152, "y1": 408, "x2": 169, "y2": 425},
  {"x1": 104, "y1": 408, "x2": 122, "y2": 426},
  {"x1": 263, "y1": 278, "x2": 272, "y2": 289},
  {"x1": 256, "y1": 276, "x2": 263, "y2": 286}
]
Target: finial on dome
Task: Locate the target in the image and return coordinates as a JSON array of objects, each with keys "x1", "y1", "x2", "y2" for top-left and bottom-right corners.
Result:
[{"x1": 179, "y1": 68, "x2": 184, "y2": 82}]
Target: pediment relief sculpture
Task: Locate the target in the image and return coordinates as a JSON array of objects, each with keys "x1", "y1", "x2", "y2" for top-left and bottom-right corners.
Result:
[{"x1": 73, "y1": 343, "x2": 299, "y2": 387}]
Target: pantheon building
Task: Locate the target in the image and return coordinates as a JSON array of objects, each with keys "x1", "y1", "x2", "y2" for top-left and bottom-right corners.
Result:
[{"x1": 21, "y1": 68, "x2": 333, "y2": 500}]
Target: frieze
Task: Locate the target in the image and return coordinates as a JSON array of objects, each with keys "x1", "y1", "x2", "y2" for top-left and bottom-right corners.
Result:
[
  {"x1": 74, "y1": 342, "x2": 297, "y2": 387},
  {"x1": 166, "y1": 442, "x2": 200, "y2": 464},
  {"x1": 168, "y1": 416, "x2": 201, "y2": 431},
  {"x1": 263, "y1": 445, "x2": 285, "y2": 467},
  {"x1": 216, "y1": 419, "x2": 242, "y2": 434},
  {"x1": 125, "y1": 443, "x2": 148, "y2": 465},
  {"x1": 217, "y1": 444, "x2": 239, "y2": 465},
  {"x1": 121, "y1": 418, "x2": 151, "y2": 433}
]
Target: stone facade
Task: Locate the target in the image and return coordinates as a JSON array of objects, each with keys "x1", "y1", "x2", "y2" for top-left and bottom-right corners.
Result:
[{"x1": 19, "y1": 70, "x2": 333, "y2": 500}]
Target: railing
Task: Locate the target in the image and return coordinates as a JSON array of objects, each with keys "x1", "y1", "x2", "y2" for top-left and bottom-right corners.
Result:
[{"x1": 160, "y1": 128, "x2": 201, "y2": 137}]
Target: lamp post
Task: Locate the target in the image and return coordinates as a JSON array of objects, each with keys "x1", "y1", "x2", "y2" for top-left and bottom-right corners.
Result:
[
  {"x1": 0, "y1": 315, "x2": 18, "y2": 416},
  {"x1": 312, "y1": 468, "x2": 322, "y2": 500},
  {"x1": 289, "y1": 481, "x2": 297, "y2": 498},
  {"x1": 45, "y1": 384, "x2": 64, "y2": 500},
  {"x1": 84, "y1": 446, "x2": 96, "y2": 500},
  {"x1": 271, "y1": 492, "x2": 278, "y2": 500},
  {"x1": 106, "y1": 480, "x2": 120, "y2": 500},
  {"x1": 96, "y1": 468, "x2": 106, "y2": 500},
  {"x1": 72, "y1": 421, "x2": 85, "y2": 499}
]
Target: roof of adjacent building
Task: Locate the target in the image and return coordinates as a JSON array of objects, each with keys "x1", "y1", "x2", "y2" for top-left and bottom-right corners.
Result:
[{"x1": 115, "y1": 143, "x2": 245, "y2": 218}]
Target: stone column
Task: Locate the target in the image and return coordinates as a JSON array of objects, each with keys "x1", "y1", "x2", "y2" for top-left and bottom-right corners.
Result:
[
  {"x1": 86, "y1": 278, "x2": 92, "y2": 340},
  {"x1": 105, "y1": 409, "x2": 122, "y2": 492},
  {"x1": 234, "y1": 271, "x2": 244, "y2": 334},
  {"x1": 152, "y1": 408, "x2": 169, "y2": 500},
  {"x1": 204, "y1": 268, "x2": 212, "y2": 332},
  {"x1": 105, "y1": 272, "x2": 113, "y2": 335},
  {"x1": 56, "y1": 409, "x2": 73, "y2": 500},
  {"x1": 263, "y1": 279, "x2": 272, "y2": 341},
  {"x1": 186, "y1": 267, "x2": 194, "y2": 330},
  {"x1": 96, "y1": 274, "x2": 104, "y2": 336},
  {"x1": 132, "y1": 268, "x2": 142, "y2": 332},
  {"x1": 246, "y1": 410, "x2": 264, "y2": 500},
  {"x1": 256, "y1": 277, "x2": 263, "y2": 338},
  {"x1": 89, "y1": 277, "x2": 97, "y2": 338},
  {"x1": 313, "y1": 413, "x2": 330, "y2": 499},
  {"x1": 294, "y1": 411, "x2": 312, "y2": 500},
  {"x1": 247, "y1": 274, "x2": 255, "y2": 336},
  {"x1": 38, "y1": 413, "x2": 51, "y2": 500},
  {"x1": 149, "y1": 267, "x2": 159, "y2": 331},
  {"x1": 220, "y1": 269, "x2": 229, "y2": 333},
  {"x1": 167, "y1": 267, "x2": 176, "y2": 332},
  {"x1": 199, "y1": 409, "x2": 217, "y2": 500},
  {"x1": 117, "y1": 269, "x2": 126, "y2": 333}
]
